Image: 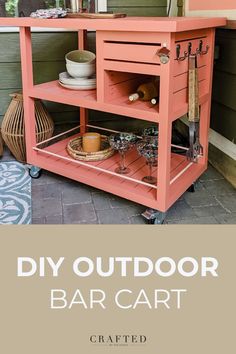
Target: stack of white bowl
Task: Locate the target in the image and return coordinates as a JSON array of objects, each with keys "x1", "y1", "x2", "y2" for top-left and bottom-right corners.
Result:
[{"x1": 59, "y1": 50, "x2": 96, "y2": 90}]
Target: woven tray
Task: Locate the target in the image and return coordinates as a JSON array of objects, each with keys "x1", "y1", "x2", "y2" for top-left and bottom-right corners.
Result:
[{"x1": 67, "y1": 135, "x2": 115, "y2": 161}]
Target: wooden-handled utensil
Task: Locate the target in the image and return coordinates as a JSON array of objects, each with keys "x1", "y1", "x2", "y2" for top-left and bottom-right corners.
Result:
[{"x1": 186, "y1": 54, "x2": 203, "y2": 162}]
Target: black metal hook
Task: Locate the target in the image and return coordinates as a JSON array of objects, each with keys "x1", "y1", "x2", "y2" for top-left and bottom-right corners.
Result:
[
  {"x1": 188, "y1": 42, "x2": 192, "y2": 55},
  {"x1": 176, "y1": 40, "x2": 209, "y2": 61},
  {"x1": 201, "y1": 45, "x2": 209, "y2": 55},
  {"x1": 197, "y1": 40, "x2": 210, "y2": 55},
  {"x1": 176, "y1": 44, "x2": 188, "y2": 61}
]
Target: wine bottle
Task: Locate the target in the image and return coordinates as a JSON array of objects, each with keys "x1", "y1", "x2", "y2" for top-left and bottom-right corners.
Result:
[
  {"x1": 151, "y1": 97, "x2": 158, "y2": 105},
  {"x1": 129, "y1": 81, "x2": 158, "y2": 102}
]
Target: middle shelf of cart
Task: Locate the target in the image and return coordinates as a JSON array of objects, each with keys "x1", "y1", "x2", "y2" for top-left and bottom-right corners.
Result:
[{"x1": 28, "y1": 80, "x2": 160, "y2": 123}]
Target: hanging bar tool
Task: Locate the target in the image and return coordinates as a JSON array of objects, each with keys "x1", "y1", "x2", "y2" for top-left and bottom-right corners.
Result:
[{"x1": 186, "y1": 54, "x2": 203, "y2": 162}]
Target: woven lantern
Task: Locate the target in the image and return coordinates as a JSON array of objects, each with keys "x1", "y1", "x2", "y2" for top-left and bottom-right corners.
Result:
[
  {"x1": 1, "y1": 93, "x2": 54, "y2": 163},
  {"x1": 0, "y1": 129, "x2": 3, "y2": 157}
]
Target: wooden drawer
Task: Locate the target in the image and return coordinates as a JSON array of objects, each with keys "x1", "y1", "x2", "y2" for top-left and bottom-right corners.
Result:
[{"x1": 103, "y1": 41, "x2": 161, "y2": 65}]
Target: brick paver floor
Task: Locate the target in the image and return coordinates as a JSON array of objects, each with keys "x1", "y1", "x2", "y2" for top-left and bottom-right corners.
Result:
[{"x1": 2, "y1": 147, "x2": 236, "y2": 224}]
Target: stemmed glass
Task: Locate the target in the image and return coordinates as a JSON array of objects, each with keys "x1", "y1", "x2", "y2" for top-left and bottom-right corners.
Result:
[
  {"x1": 142, "y1": 126, "x2": 159, "y2": 167},
  {"x1": 137, "y1": 138, "x2": 158, "y2": 184},
  {"x1": 109, "y1": 133, "x2": 137, "y2": 174}
]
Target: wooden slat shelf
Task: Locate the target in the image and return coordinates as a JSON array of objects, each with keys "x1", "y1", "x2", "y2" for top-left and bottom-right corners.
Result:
[
  {"x1": 29, "y1": 80, "x2": 160, "y2": 122},
  {"x1": 33, "y1": 133, "x2": 190, "y2": 209},
  {"x1": 29, "y1": 81, "x2": 97, "y2": 107},
  {"x1": 105, "y1": 95, "x2": 159, "y2": 122}
]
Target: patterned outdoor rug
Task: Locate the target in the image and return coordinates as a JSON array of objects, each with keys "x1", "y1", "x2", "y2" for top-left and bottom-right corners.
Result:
[{"x1": 0, "y1": 161, "x2": 31, "y2": 225}]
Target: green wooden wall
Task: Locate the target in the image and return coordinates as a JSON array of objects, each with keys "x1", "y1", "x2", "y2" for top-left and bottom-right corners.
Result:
[
  {"x1": 0, "y1": 31, "x2": 94, "y2": 125},
  {"x1": 211, "y1": 29, "x2": 236, "y2": 144},
  {"x1": 108, "y1": 0, "x2": 167, "y2": 17}
]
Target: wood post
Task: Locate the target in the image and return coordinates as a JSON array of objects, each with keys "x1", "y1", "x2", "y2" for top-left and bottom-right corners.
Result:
[
  {"x1": 78, "y1": 29, "x2": 88, "y2": 134},
  {"x1": 0, "y1": 0, "x2": 6, "y2": 17}
]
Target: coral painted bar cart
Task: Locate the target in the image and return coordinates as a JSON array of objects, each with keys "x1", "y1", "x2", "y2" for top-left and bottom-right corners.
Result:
[{"x1": 0, "y1": 16, "x2": 226, "y2": 223}]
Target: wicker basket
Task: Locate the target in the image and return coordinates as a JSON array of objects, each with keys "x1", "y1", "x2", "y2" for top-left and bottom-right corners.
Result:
[
  {"x1": 67, "y1": 135, "x2": 115, "y2": 161},
  {"x1": 1, "y1": 93, "x2": 54, "y2": 163},
  {"x1": 0, "y1": 129, "x2": 3, "y2": 157}
]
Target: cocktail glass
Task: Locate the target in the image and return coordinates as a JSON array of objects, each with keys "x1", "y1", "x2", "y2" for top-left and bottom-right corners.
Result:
[
  {"x1": 142, "y1": 125, "x2": 159, "y2": 167},
  {"x1": 137, "y1": 139, "x2": 158, "y2": 184},
  {"x1": 109, "y1": 132, "x2": 137, "y2": 174}
]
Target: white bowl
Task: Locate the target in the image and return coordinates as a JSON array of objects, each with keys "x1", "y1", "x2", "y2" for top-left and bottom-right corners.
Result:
[
  {"x1": 65, "y1": 50, "x2": 96, "y2": 65},
  {"x1": 66, "y1": 62, "x2": 96, "y2": 78}
]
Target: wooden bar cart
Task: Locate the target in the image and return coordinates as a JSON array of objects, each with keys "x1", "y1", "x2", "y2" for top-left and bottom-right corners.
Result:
[{"x1": 0, "y1": 16, "x2": 226, "y2": 223}]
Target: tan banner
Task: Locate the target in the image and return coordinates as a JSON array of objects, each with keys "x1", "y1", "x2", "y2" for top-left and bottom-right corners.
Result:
[{"x1": 0, "y1": 226, "x2": 235, "y2": 354}]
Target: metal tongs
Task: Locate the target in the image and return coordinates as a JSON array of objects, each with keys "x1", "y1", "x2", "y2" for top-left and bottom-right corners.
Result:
[{"x1": 186, "y1": 54, "x2": 203, "y2": 162}]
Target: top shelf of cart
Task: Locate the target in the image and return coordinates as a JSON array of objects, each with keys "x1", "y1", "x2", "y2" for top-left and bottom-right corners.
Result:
[{"x1": 0, "y1": 16, "x2": 226, "y2": 32}]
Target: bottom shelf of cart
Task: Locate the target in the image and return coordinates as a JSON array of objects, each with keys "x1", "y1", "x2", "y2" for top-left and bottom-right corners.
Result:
[
  {"x1": 32, "y1": 159, "x2": 157, "y2": 210},
  {"x1": 31, "y1": 137, "x2": 193, "y2": 210}
]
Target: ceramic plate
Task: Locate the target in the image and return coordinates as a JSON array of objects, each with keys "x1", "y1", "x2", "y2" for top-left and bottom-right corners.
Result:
[
  {"x1": 59, "y1": 81, "x2": 96, "y2": 90},
  {"x1": 59, "y1": 72, "x2": 96, "y2": 86}
]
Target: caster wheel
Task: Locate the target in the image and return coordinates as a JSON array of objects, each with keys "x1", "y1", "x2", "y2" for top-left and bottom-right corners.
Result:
[
  {"x1": 187, "y1": 183, "x2": 195, "y2": 193},
  {"x1": 154, "y1": 218, "x2": 165, "y2": 225},
  {"x1": 142, "y1": 209, "x2": 166, "y2": 225},
  {"x1": 147, "y1": 218, "x2": 165, "y2": 224},
  {"x1": 147, "y1": 219, "x2": 155, "y2": 224},
  {"x1": 29, "y1": 166, "x2": 42, "y2": 179}
]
